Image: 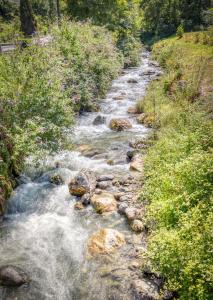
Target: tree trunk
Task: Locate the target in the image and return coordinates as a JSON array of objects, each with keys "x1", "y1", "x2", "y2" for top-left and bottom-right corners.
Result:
[
  {"x1": 56, "y1": 0, "x2": 61, "y2": 25},
  {"x1": 20, "y1": 0, "x2": 36, "y2": 36}
]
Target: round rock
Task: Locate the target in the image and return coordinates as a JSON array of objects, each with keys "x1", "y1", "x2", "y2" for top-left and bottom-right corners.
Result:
[
  {"x1": 0, "y1": 265, "x2": 30, "y2": 287},
  {"x1": 91, "y1": 192, "x2": 117, "y2": 214},
  {"x1": 87, "y1": 228, "x2": 125, "y2": 255}
]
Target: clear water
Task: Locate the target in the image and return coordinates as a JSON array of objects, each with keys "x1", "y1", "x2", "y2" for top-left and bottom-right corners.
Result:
[{"x1": 0, "y1": 52, "x2": 161, "y2": 300}]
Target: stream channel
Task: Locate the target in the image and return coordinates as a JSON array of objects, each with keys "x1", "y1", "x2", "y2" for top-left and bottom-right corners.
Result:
[{"x1": 0, "y1": 51, "x2": 162, "y2": 300}]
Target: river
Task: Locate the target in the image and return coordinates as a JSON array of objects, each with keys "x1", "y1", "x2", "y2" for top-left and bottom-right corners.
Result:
[{"x1": 0, "y1": 51, "x2": 162, "y2": 300}]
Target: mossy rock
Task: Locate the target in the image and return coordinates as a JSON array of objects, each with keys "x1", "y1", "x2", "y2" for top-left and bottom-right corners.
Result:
[{"x1": 136, "y1": 113, "x2": 155, "y2": 128}]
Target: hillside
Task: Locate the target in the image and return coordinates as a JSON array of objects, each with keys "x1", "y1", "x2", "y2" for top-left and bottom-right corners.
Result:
[{"x1": 137, "y1": 32, "x2": 213, "y2": 299}]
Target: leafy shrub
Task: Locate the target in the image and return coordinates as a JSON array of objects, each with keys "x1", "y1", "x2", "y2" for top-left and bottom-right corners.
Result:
[
  {"x1": 53, "y1": 21, "x2": 122, "y2": 111},
  {"x1": 139, "y1": 34, "x2": 213, "y2": 299},
  {"x1": 67, "y1": 0, "x2": 142, "y2": 66},
  {"x1": 176, "y1": 24, "x2": 184, "y2": 39},
  {"x1": 0, "y1": 21, "x2": 122, "y2": 207},
  {"x1": 0, "y1": 17, "x2": 22, "y2": 42}
]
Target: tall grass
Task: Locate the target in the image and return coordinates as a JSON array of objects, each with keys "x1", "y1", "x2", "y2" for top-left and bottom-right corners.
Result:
[{"x1": 138, "y1": 33, "x2": 213, "y2": 299}]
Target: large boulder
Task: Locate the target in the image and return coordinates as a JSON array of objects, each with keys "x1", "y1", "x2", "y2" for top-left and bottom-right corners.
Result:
[
  {"x1": 93, "y1": 115, "x2": 106, "y2": 125},
  {"x1": 69, "y1": 171, "x2": 96, "y2": 197},
  {"x1": 87, "y1": 228, "x2": 125, "y2": 255},
  {"x1": 91, "y1": 192, "x2": 117, "y2": 214},
  {"x1": 109, "y1": 119, "x2": 132, "y2": 131},
  {"x1": 0, "y1": 265, "x2": 30, "y2": 287}
]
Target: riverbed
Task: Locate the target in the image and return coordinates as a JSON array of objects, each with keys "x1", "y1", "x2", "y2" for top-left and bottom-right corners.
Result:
[{"x1": 0, "y1": 51, "x2": 162, "y2": 300}]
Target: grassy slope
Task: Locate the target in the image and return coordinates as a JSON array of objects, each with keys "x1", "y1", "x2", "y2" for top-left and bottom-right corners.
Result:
[{"x1": 138, "y1": 33, "x2": 213, "y2": 299}]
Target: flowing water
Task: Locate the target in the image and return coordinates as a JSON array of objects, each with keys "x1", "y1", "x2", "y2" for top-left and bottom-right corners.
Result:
[{"x1": 0, "y1": 51, "x2": 162, "y2": 300}]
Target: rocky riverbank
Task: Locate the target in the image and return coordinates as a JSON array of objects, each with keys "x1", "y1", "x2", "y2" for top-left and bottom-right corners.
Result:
[{"x1": 0, "y1": 51, "x2": 167, "y2": 300}]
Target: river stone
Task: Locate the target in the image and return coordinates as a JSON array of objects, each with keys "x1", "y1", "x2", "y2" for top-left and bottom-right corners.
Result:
[
  {"x1": 0, "y1": 265, "x2": 29, "y2": 287},
  {"x1": 127, "y1": 150, "x2": 136, "y2": 161},
  {"x1": 49, "y1": 174, "x2": 64, "y2": 185},
  {"x1": 91, "y1": 192, "x2": 117, "y2": 214},
  {"x1": 96, "y1": 181, "x2": 111, "y2": 190},
  {"x1": 125, "y1": 207, "x2": 138, "y2": 221},
  {"x1": 81, "y1": 193, "x2": 91, "y2": 205},
  {"x1": 127, "y1": 106, "x2": 138, "y2": 114},
  {"x1": 95, "y1": 189, "x2": 102, "y2": 194},
  {"x1": 136, "y1": 113, "x2": 155, "y2": 128},
  {"x1": 118, "y1": 203, "x2": 128, "y2": 215},
  {"x1": 109, "y1": 119, "x2": 132, "y2": 131},
  {"x1": 131, "y1": 278, "x2": 159, "y2": 300},
  {"x1": 113, "y1": 95, "x2": 125, "y2": 101},
  {"x1": 69, "y1": 170, "x2": 96, "y2": 197},
  {"x1": 77, "y1": 144, "x2": 92, "y2": 154},
  {"x1": 131, "y1": 220, "x2": 144, "y2": 232},
  {"x1": 74, "y1": 202, "x2": 84, "y2": 210},
  {"x1": 93, "y1": 115, "x2": 106, "y2": 125},
  {"x1": 130, "y1": 155, "x2": 144, "y2": 173},
  {"x1": 87, "y1": 228, "x2": 125, "y2": 255},
  {"x1": 127, "y1": 78, "x2": 138, "y2": 83},
  {"x1": 114, "y1": 192, "x2": 125, "y2": 201},
  {"x1": 119, "y1": 195, "x2": 130, "y2": 202},
  {"x1": 97, "y1": 175, "x2": 114, "y2": 182},
  {"x1": 140, "y1": 69, "x2": 156, "y2": 76}
]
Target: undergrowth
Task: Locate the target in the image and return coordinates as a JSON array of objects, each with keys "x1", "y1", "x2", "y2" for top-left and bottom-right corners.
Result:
[
  {"x1": 0, "y1": 21, "x2": 122, "y2": 214},
  {"x1": 138, "y1": 32, "x2": 213, "y2": 299}
]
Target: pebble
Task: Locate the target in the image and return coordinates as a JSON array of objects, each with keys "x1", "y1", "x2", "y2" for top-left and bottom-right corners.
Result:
[{"x1": 96, "y1": 181, "x2": 111, "y2": 190}]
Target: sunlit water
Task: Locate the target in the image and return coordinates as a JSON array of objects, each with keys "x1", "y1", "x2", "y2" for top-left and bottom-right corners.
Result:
[{"x1": 0, "y1": 52, "x2": 161, "y2": 300}]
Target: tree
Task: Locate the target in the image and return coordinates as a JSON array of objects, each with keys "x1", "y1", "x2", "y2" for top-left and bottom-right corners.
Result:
[
  {"x1": 140, "y1": 0, "x2": 212, "y2": 40},
  {"x1": 20, "y1": 0, "x2": 37, "y2": 36},
  {"x1": 56, "y1": 0, "x2": 61, "y2": 24}
]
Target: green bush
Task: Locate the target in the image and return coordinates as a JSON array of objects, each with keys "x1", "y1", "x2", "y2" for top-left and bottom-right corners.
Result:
[
  {"x1": 0, "y1": 21, "x2": 122, "y2": 208},
  {"x1": 176, "y1": 24, "x2": 184, "y2": 39},
  {"x1": 67, "y1": 0, "x2": 142, "y2": 66},
  {"x1": 0, "y1": 17, "x2": 22, "y2": 42},
  {"x1": 54, "y1": 21, "x2": 122, "y2": 111},
  {"x1": 139, "y1": 34, "x2": 213, "y2": 299}
]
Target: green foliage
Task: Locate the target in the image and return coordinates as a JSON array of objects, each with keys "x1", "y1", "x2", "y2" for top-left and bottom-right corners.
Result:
[
  {"x1": 0, "y1": 21, "x2": 121, "y2": 206},
  {"x1": 141, "y1": 0, "x2": 212, "y2": 41},
  {"x1": 176, "y1": 24, "x2": 184, "y2": 39},
  {"x1": 67, "y1": 0, "x2": 142, "y2": 66},
  {"x1": 54, "y1": 21, "x2": 122, "y2": 111},
  {"x1": 0, "y1": 17, "x2": 22, "y2": 43},
  {"x1": 139, "y1": 34, "x2": 213, "y2": 299},
  {"x1": 0, "y1": 0, "x2": 18, "y2": 20}
]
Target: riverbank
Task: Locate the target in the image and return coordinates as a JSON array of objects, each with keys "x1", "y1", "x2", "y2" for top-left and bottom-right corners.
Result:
[
  {"x1": 0, "y1": 49, "x2": 163, "y2": 299},
  {"x1": 138, "y1": 32, "x2": 213, "y2": 299},
  {"x1": 0, "y1": 21, "x2": 123, "y2": 216}
]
